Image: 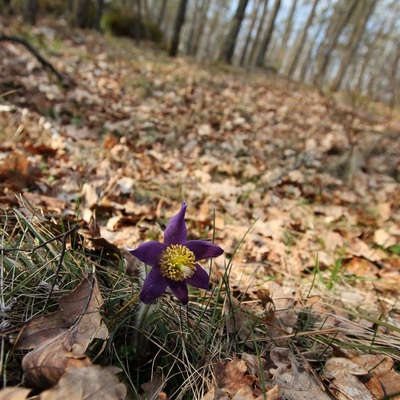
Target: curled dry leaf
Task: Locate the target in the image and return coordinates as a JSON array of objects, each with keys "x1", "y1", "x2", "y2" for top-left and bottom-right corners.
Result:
[
  {"x1": 213, "y1": 358, "x2": 256, "y2": 397},
  {"x1": 14, "y1": 274, "x2": 108, "y2": 389},
  {"x1": 268, "y1": 347, "x2": 330, "y2": 400},
  {"x1": 323, "y1": 357, "x2": 374, "y2": 400},
  {"x1": 140, "y1": 372, "x2": 166, "y2": 400},
  {"x1": 38, "y1": 366, "x2": 126, "y2": 400},
  {"x1": 349, "y1": 354, "x2": 400, "y2": 399}
]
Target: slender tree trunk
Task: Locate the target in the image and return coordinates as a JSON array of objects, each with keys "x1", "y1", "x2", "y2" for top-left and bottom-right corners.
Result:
[
  {"x1": 286, "y1": 0, "x2": 319, "y2": 78},
  {"x1": 73, "y1": 0, "x2": 89, "y2": 28},
  {"x1": 298, "y1": 38, "x2": 315, "y2": 82},
  {"x1": 135, "y1": 0, "x2": 142, "y2": 42},
  {"x1": 248, "y1": 0, "x2": 269, "y2": 66},
  {"x1": 169, "y1": 0, "x2": 189, "y2": 57},
  {"x1": 191, "y1": 0, "x2": 211, "y2": 57},
  {"x1": 201, "y1": 0, "x2": 225, "y2": 60},
  {"x1": 276, "y1": 0, "x2": 298, "y2": 71},
  {"x1": 23, "y1": 0, "x2": 38, "y2": 25},
  {"x1": 330, "y1": 0, "x2": 378, "y2": 92},
  {"x1": 157, "y1": 0, "x2": 167, "y2": 28},
  {"x1": 255, "y1": 0, "x2": 282, "y2": 67},
  {"x1": 389, "y1": 42, "x2": 400, "y2": 109},
  {"x1": 239, "y1": 0, "x2": 262, "y2": 66},
  {"x1": 313, "y1": 0, "x2": 358, "y2": 85},
  {"x1": 186, "y1": 0, "x2": 201, "y2": 55},
  {"x1": 219, "y1": 0, "x2": 250, "y2": 64},
  {"x1": 142, "y1": 0, "x2": 151, "y2": 20},
  {"x1": 353, "y1": 17, "x2": 389, "y2": 93},
  {"x1": 93, "y1": 0, "x2": 104, "y2": 31}
]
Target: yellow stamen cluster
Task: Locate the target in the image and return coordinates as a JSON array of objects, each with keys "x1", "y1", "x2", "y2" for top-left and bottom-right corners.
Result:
[{"x1": 160, "y1": 244, "x2": 196, "y2": 281}]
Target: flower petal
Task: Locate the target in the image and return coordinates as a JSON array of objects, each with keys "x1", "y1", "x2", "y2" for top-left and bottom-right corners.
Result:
[
  {"x1": 140, "y1": 268, "x2": 168, "y2": 304},
  {"x1": 130, "y1": 241, "x2": 166, "y2": 267},
  {"x1": 164, "y1": 202, "x2": 188, "y2": 246},
  {"x1": 185, "y1": 240, "x2": 224, "y2": 261},
  {"x1": 186, "y1": 263, "x2": 210, "y2": 290},
  {"x1": 167, "y1": 280, "x2": 189, "y2": 305}
]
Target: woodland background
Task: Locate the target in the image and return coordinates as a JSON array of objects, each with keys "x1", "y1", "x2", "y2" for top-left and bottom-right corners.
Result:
[{"x1": 3, "y1": 0, "x2": 400, "y2": 107}]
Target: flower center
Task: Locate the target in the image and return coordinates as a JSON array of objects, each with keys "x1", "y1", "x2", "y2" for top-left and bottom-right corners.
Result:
[{"x1": 160, "y1": 245, "x2": 196, "y2": 281}]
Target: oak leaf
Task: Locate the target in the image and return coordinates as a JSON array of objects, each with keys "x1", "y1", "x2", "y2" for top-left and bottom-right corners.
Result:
[
  {"x1": 38, "y1": 366, "x2": 126, "y2": 400},
  {"x1": 14, "y1": 274, "x2": 108, "y2": 389}
]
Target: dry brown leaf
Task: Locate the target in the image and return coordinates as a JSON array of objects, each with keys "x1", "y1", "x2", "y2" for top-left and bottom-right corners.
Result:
[
  {"x1": 323, "y1": 357, "x2": 374, "y2": 400},
  {"x1": 38, "y1": 366, "x2": 126, "y2": 400},
  {"x1": 344, "y1": 257, "x2": 379, "y2": 278},
  {"x1": 350, "y1": 354, "x2": 400, "y2": 399},
  {"x1": 213, "y1": 358, "x2": 254, "y2": 396},
  {"x1": 268, "y1": 347, "x2": 330, "y2": 400},
  {"x1": 374, "y1": 228, "x2": 396, "y2": 248},
  {"x1": 0, "y1": 387, "x2": 31, "y2": 400},
  {"x1": 140, "y1": 372, "x2": 166, "y2": 400},
  {"x1": 14, "y1": 274, "x2": 108, "y2": 389}
]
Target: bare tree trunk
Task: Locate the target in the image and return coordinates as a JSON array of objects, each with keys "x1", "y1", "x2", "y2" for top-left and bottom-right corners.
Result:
[
  {"x1": 285, "y1": 0, "x2": 320, "y2": 78},
  {"x1": 255, "y1": 0, "x2": 282, "y2": 67},
  {"x1": 73, "y1": 0, "x2": 89, "y2": 28},
  {"x1": 135, "y1": 0, "x2": 142, "y2": 42},
  {"x1": 169, "y1": 0, "x2": 189, "y2": 57},
  {"x1": 186, "y1": 0, "x2": 202, "y2": 55},
  {"x1": 276, "y1": 0, "x2": 298, "y2": 71},
  {"x1": 248, "y1": 0, "x2": 269, "y2": 66},
  {"x1": 353, "y1": 17, "x2": 390, "y2": 93},
  {"x1": 219, "y1": 0, "x2": 250, "y2": 64},
  {"x1": 157, "y1": 0, "x2": 167, "y2": 28},
  {"x1": 239, "y1": 0, "x2": 262, "y2": 66},
  {"x1": 23, "y1": 0, "x2": 38, "y2": 25},
  {"x1": 330, "y1": 0, "x2": 378, "y2": 92},
  {"x1": 94, "y1": 0, "x2": 104, "y2": 31},
  {"x1": 313, "y1": 0, "x2": 358, "y2": 85},
  {"x1": 298, "y1": 41, "x2": 315, "y2": 82},
  {"x1": 142, "y1": 0, "x2": 151, "y2": 20},
  {"x1": 201, "y1": 0, "x2": 226, "y2": 61},
  {"x1": 191, "y1": 0, "x2": 211, "y2": 57},
  {"x1": 389, "y1": 42, "x2": 400, "y2": 109}
]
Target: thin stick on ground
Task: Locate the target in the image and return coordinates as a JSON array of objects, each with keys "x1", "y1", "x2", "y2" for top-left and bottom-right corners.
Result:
[{"x1": 0, "y1": 34, "x2": 68, "y2": 86}]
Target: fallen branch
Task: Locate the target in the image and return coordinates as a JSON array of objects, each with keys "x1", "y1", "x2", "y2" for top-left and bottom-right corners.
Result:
[{"x1": 0, "y1": 34, "x2": 69, "y2": 86}]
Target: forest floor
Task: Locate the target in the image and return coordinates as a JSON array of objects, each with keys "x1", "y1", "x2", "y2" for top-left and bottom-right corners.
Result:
[{"x1": 1, "y1": 16, "x2": 400, "y2": 400}]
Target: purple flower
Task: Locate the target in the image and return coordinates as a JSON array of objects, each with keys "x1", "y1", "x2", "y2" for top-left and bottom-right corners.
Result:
[{"x1": 130, "y1": 202, "x2": 224, "y2": 305}]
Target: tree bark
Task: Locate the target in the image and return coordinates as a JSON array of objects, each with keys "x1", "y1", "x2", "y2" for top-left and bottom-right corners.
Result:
[
  {"x1": 73, "y1": 0, "x2": 89, "y2": 28},
  {"x1": 286, "y1": 0, "x2": 320, "y2": 78},
  {"x1": 276, "y1": 0, "x2": 298, "y2": 71},
  {"x1": 186, "y1": 0, "x2": 202, "y2": 55},
  {"x1": 93, "y1": 0, "x2": 104, "y2": 31},
  {"x1": 201, "y1": 0, "x2": 226, "y2": 60},
  {"x1": 157, "y1": 0, "x2": 167, "y2": 28},
  {"x1": 219, "y1": 0, "x2": 250, "y2": 64},
  {"x1": 191, "y1": 0, "x2": 211, "y2": 57},
  {"x1": 23, "y1": 0, "x2": 39, "y2": 25},
  {"x1": 353, "y1": 16, "x2": 391, "y2": 93},
  {"x1": 255, "y1": 0, "x2": 282, "y2": 67},
  {"x1": 389, "y1": 42, "x2": 400, "y2": 108},
  {"x1": 248, "y1": 0, "x2": 269, "y2": 66},
  {"x1": 239, "y1": 0, "x2": 262, "y2": 66},
  {"x1": 313, "y1": 0, "x2": 358, "y2": 85},
  {"x1": 169, "y1": 0, "x2": 189, "y2": 57},
  {"x1": 330, "y1": 0, "x2": 378, "y2": 92}
]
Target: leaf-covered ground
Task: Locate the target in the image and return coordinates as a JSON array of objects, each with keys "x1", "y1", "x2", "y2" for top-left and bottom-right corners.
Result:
[{"x1": 1, "y1": 17, "x2": 400, "y2": 399}]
